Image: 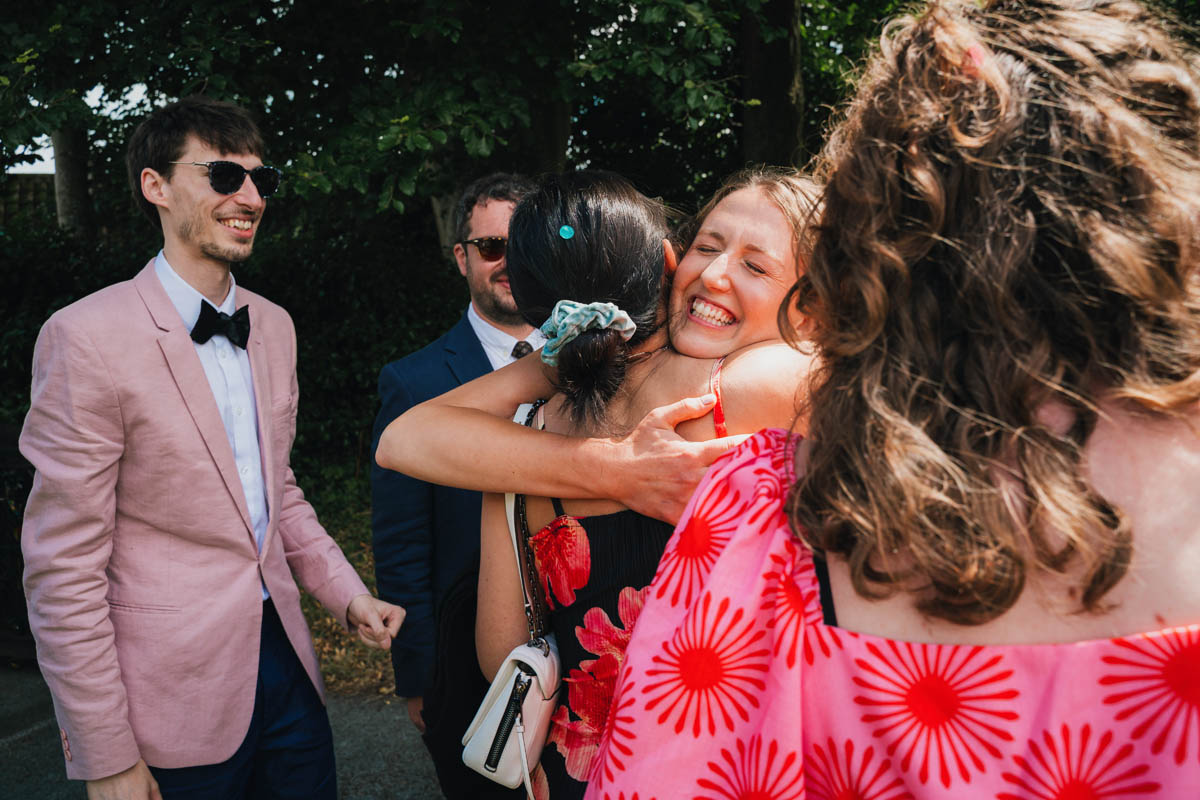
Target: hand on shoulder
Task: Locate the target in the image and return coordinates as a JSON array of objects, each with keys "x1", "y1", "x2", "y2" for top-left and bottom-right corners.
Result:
[{"x1": 604, "y1": 394, "x2": 751, "y2": 523}]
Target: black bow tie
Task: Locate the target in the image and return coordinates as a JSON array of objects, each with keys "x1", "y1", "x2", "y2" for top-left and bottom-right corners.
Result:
[
  {"x1": 191, "y1": 302, "x2": 251, "y2": 348},
  {"x1": 511, "y1": 340, "x2": 533, "y2": 359}
]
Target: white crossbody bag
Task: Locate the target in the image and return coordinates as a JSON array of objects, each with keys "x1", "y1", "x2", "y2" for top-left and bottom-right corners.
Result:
[{"x1": 462, "y1": 402, "x2": 561, "y2": 798}]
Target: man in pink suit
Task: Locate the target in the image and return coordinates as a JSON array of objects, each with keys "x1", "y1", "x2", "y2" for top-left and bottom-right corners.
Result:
[{"x1": 19, "y1": 96, "x2": 404, "y2": 800}]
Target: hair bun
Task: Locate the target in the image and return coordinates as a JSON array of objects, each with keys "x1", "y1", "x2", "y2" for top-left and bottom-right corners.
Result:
[{"x1": 555, "y1": 328, "x2": 629, "y2": 424}]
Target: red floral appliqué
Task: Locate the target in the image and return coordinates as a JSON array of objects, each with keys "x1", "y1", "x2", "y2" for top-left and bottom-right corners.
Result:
[
  {"x1": 653, "y1": 481, "x2": 743, "y2": 608},
  {"x1": 641, "y1": 592, "x2": 770, "y2": 737},
  {"x1": 805, "y1": 738, "x2": 914, "y2": 800},
  {"x1": 854, "y1": 641, "x2": 1019, "y2": 787},
  {"x1": 695, "y1": 735, "x2": 804, "y2": 800},
  {"x1": 550, "y1": 652, "x2": 620, "y2": 781},
  {"x1": 530, "y1": 514, "x2": 591, "y2": 608},
  {"x1": 997, "y1": 723, "x2": 1161, "y2": 799},
  {"x1": 547, "y1": 587, "x2": 648, "y2": 783},
  {"x1": 760, "y1": 537, "x2": 844, "y2": 668},
  {"x1": 1100, "y1": 627, "x2": 1200, "y2": 765},
  {"x1": 577, "y1": 586, "x2": 646, "y2": 661}
]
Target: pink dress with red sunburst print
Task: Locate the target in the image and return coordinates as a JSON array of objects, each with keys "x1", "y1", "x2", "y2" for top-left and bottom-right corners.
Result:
[{"x1": 584, "y1": 429, "x2": 1200, "y2": 800}]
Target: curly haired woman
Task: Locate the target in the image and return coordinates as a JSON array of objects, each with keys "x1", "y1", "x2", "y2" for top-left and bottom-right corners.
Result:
[{"x1": 595, "y1": 1, "x2": 1200, "y2": 797}]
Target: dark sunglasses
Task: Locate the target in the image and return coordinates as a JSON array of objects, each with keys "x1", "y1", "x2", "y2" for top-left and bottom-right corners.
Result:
[
  {"x1": 170, "y1": 161, "x2": 283, "y2": 198},
  {"x1": 459, "y1": 236, "x2": 506, "y2": 261}
]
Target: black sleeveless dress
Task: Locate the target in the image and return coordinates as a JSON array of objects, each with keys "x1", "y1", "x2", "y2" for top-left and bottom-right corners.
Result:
[{"x1": 525, "y1": 508, "x2": 675, "y2": 799}]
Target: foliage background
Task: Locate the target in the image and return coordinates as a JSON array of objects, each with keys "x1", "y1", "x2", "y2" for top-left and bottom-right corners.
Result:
[{"x1": 3, "y1": 0, "x2": 1197, "y2": 687}]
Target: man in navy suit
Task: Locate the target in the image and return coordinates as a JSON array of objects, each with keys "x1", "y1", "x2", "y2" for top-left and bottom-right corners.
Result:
[{"x1": 370, "y1": 173, "x2": 539, "y2": 738}]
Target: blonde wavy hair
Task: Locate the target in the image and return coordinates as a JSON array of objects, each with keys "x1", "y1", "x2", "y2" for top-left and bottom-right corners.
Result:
[
  {"x1": 787, "y1": 0, "x2": 1200, "y2": 624},
  {"x1": 678, "y1": 166, "x2": 823, "y2": 266}
]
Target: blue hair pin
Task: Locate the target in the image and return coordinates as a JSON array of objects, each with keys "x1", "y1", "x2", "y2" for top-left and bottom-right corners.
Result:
[{"x1": 559, "y1": 225, "x2": 575, "y2": 240}]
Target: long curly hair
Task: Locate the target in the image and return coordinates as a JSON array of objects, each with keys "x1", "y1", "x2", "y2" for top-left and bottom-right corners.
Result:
[{"x1": 787, "y1": 0, "x2": 1200, "y2": 624}]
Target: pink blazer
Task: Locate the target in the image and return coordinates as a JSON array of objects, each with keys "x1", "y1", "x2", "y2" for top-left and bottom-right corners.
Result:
[{"x1": 20, "y1": 263, "x2": 369, "y2": 780}]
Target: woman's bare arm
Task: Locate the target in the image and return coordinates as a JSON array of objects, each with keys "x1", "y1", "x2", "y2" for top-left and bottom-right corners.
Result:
[
  {"x1": 476, "y1": 492, "x2": 529, "y2": 679},
  {"x1": 376, "y1": 353, "x2": 743, "y2": 524}
]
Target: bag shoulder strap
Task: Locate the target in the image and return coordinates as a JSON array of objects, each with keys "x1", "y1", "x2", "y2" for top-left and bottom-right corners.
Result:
[{"x1": 505, "y1": 401, "x2": 548, "y2": 641}]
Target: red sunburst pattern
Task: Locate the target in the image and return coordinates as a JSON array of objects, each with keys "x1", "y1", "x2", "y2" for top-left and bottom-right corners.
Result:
[
  {"x1": 529, "y1": 514, "x2": 591, "y2": 609},
  {"x1": 653, "y1": 481, "x2": 744, "y2": 608},
  {"x1": 590, "y1": 664, "x2": 641, "y2": 789},
  {"x1": 854, "y1": 641, "x2": 1019, "y2": 787},
  {"x1": 641, "y1": 592, "x2": 770, "y2": 737},
  {"x1": 742, "y1": 427, "x2": 795, "y2": 472},
  {"x1": 1099, "y1": 627, "x2": 1200, "y2": 765},
  {"x1": 805, "y1": 738, "x2": 914, "y2": 800},
  {"x1": 730, "y1": 429, "x2": 796, "y2": 531},
  {"x1": 997, "y1": 723, "x2": 1161, "y2": 799},
  {"x1": 760, "y1": 537, "x2": 845, "y2": 668},
  {"x1": 695, "y1": 735, "x2": 805, "y2": 800}
]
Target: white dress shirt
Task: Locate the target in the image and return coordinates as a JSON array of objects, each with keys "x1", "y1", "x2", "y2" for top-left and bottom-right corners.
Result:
[
  {"x1": 155, "y1": 253, "x2": 271, "y2": 598},
  {"x1": 466, "y1": 303, "x2": 547, "y2": 370}
]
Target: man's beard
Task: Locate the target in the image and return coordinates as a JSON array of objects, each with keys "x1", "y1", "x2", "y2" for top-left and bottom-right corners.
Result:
[
  {"x1": 474, "y1": 283, "x2": 526, "y2": 327},
  {"x1": 180, "y1": 214, "x2": 254, "y2": 264},
  {"x1": 201, "y1": 241, "x2": 254, "y2": 264}
]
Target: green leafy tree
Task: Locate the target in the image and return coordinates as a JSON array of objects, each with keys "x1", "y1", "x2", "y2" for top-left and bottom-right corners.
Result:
[{"x1": 0, "y1": 0, "x2": 910, "y2": 469}]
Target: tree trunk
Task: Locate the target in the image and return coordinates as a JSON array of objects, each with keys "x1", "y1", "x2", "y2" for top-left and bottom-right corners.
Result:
[
  {"x1": 528, "y1": 98, "x2": 570, "y2": 175},
  {"x1": 429, "y1": 193, "x2": 457, "y2": 263},
  {"x1": 740, "y1": 0, "x2": 805, "y2": 167},
  {"x1": 51, "y1": 127, "x2": 93, "y2": 236}
]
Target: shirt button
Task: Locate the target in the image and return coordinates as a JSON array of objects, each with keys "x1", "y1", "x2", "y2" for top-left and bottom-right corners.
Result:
[
  {"x1": 234, "y1": 406, "x2": 243, "y2": 417},
  {"x1": 240, "y1": 466, "x2": 250, "y2": 476}
]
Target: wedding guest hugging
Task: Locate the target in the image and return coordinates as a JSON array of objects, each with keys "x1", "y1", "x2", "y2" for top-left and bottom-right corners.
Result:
[{"x1": 379, "y1": 167, "x2": 823, "y2": 797}]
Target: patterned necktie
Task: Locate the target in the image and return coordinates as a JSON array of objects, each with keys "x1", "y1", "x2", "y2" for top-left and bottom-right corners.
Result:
[
  {"x1": 191, "y1": 302, "x2": 251, "y2": 348},
  {"x1": 511, "y1": 340, "x2": 533, "y2": 359}
]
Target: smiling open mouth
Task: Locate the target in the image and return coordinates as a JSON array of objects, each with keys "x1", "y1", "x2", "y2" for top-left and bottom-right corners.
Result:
[
  {"x1": 220, "y1": 218, "x2": 253, "y2": 231},
  {"x1": 690, "y1": 297, "x2": 735, "y2": 326}
]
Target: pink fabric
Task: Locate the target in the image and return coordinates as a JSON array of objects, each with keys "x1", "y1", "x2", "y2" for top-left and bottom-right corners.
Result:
[
  {"x1": 587, "y1": 429, "x2": 1200, "y2": 799},
  {"x1": 20, "y1": 263, "x2": 368, "y2": 779}
]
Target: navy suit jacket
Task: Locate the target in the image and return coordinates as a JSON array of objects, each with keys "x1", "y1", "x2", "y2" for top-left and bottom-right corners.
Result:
[{"x1": 370, "y1": 312, "x2": 492, "y2": 696}]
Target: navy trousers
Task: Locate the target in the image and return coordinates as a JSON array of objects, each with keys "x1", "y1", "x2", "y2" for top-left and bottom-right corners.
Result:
[{"x1": 149, "y1": 599, "x2": 337, "y2": 800}]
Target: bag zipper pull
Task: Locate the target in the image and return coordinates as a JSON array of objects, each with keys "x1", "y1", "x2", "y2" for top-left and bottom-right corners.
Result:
[{"x1": 484, "y1": 672, "x2": 532, "y2": 772}]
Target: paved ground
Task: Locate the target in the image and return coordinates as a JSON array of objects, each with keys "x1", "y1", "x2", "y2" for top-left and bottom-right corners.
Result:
[{"x1": 1, "y1": 660, "x2": 445, "y2": 799}]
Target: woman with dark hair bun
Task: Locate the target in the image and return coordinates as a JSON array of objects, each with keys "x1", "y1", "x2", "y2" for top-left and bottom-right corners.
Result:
[
  {"x1": 380, "y1": 165, "x2": 823, "y2": 520},
  {"x1": 381, "y1": 168, "x2": 821, "y2": 797},
  {"x1": 598, "y1": 0, "x2": 1200, "y2": 796}
]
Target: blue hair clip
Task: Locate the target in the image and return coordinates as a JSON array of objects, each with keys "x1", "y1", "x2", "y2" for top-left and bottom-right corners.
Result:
[{"x1": 559, "y1": 225, "x2": 575, "y2": 240}]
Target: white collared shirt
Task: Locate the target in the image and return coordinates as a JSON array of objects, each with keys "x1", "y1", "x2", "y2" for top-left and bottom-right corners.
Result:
[
  {"x1": 155, "y1": 253, "x2": 270, "y2": 598},
  {"x1": 466, "y1": 303, "x2": 547, "y2": 370}
]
